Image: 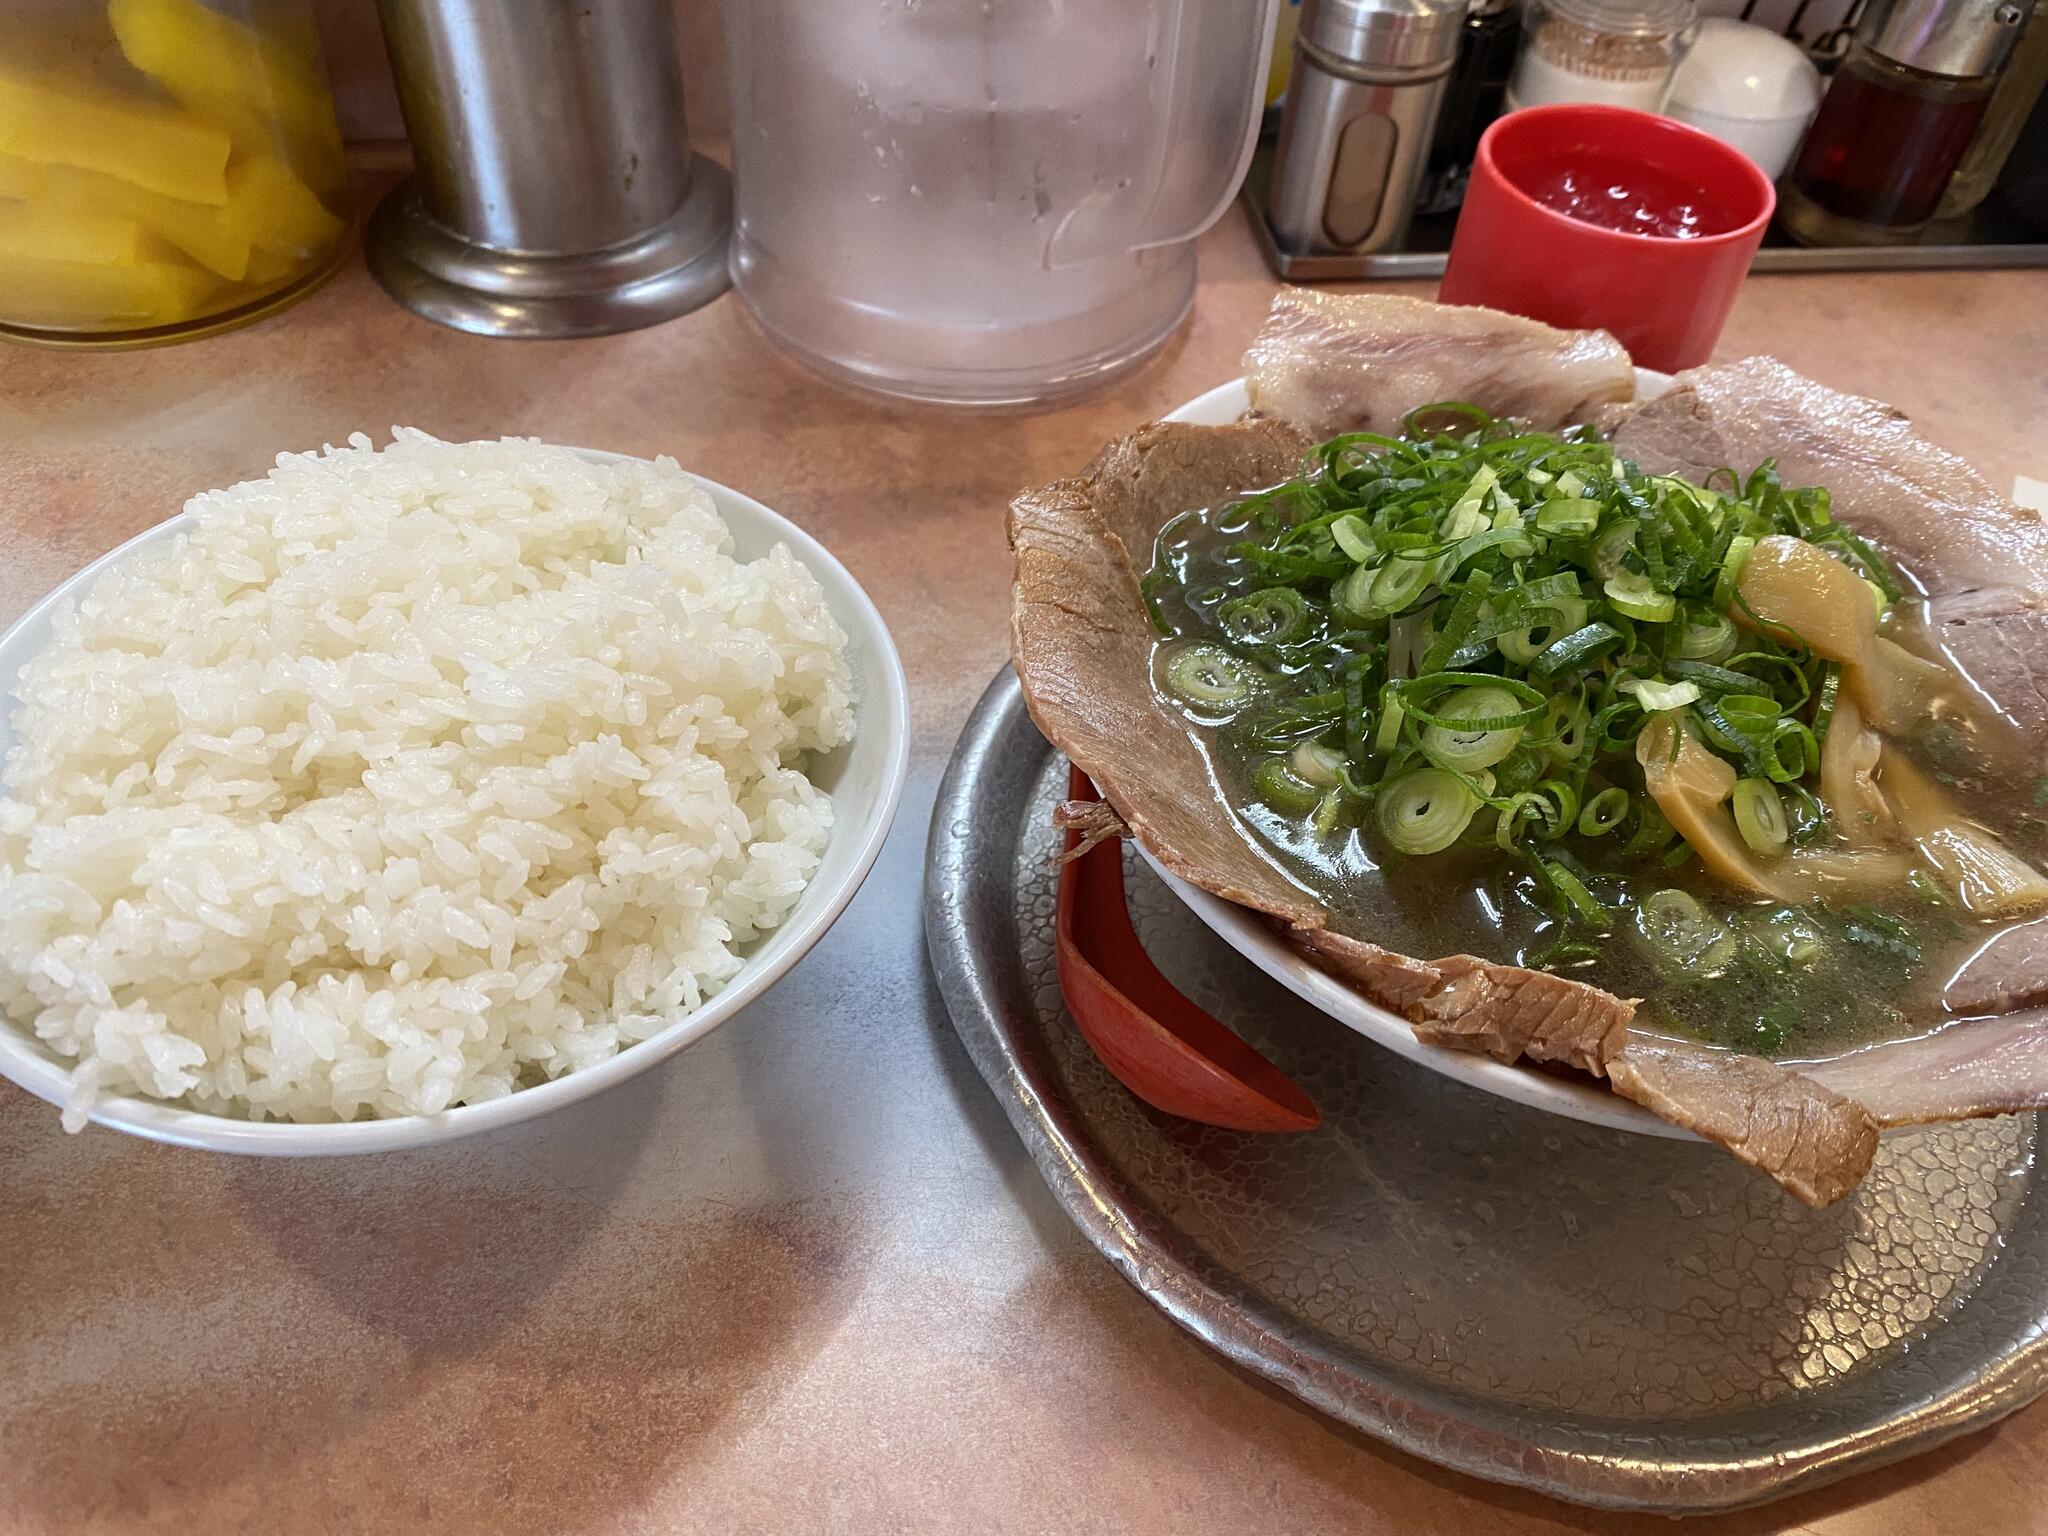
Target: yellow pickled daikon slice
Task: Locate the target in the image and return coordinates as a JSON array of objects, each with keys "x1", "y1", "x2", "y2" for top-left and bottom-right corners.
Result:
[
  {"x1": 222, "y1": 155, "x2": 344, "y2": 258},
  {"x1": 0, "y1": 71, "x2": 229, "y2": 204},
  {"x1": 108, "y1": 0, "x2": 339, "y2": 146},
  {"x1": 0, "y1": 153, "x2": 250, "y2": 280},
  {"x1": 0, "y1": 254, "x2": 219, "y2": 326},
  {"x1": 0, "y1": 202, "x2": 145, "y2": 265}
]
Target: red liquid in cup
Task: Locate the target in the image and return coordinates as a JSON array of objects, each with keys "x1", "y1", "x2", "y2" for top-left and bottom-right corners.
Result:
[
  {"x1": 1438, "y1": 106, "x2": 1777, "y2": 372},
  {"x1": 1520, "y1": 153, "x2": 1742, "y2": 241}
]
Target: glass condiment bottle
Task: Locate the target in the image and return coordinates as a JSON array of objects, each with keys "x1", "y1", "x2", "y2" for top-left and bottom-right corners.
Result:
[
  {"x1": 1418, "y1": 0, "x2": 1523, "y2": 213},
  {"x1": 1503, "y1": 0, "x2": 1697, "y2": 114},
  {"x1": 0, "y1": 0, "x2": 353, "y2": 348},
  {"x1": 1936, "y1": 1, "x2": 2048, "y2": 215},
  {"x1": 1782, "y1": 0, "x2": 2032, "y2": 245}
]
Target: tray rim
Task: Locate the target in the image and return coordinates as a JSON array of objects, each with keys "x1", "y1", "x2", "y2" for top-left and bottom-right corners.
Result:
[{"x1": 923, "y1": 665, "x2": 2048, "y2": 1513}]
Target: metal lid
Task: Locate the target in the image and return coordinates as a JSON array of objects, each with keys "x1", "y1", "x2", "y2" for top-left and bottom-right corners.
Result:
[
  {"x1": 1859, "y1": 0, "x2": 2032, "y2": 77},
  {"x1": 1544, "y1": 0, "x2": 1696, "y2": 40},
  {"x1": 1301, "y1": 0, "x2": 1470, "y2": 70}
]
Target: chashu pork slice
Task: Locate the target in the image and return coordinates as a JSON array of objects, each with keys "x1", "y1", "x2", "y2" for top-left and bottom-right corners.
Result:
[
  {"x1": 1609, "y1": 355, "x2": 2048, "y2": 602},
  {"x1": 1010, "y1": 410, "x2": 1876, "y2": 1206},
  {"x1": 1612, "y1": 360, "x2": 2048, "y2": 754},
  {"x1": 1244, "y1": 289, "x2": 1637, "y2": 439}
]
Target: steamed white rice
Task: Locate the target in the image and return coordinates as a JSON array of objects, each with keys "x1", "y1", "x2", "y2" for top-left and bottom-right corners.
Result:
[{"x1": 0, "y1": 430, "x2": 854, "y2": 1128}]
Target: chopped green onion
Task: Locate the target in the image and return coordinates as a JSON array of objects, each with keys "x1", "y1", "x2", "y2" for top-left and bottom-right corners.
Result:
[
  {"x1": 1732, "y1": 777, "x2": 1789, "y2": 854},
  {"x1": 1254, "y1": 756, "x2": 1323, "y2": 817},
  {"x1": 1291, "y1": 739, "x2": 1345, "y2": 788},
  {"x1": 1671, "y1": 611, "x2": 1736, "y2": 661},
  {"x1": 1546, "y1": 860, "x2": 1605, "y2": 924},
  {"x1": 1331, "y1": 515, "x2": 1375, "y2": 564},
  {"x1": 1624, "y1": 678, "x2": 1702, "y2": 713},
  {"x1": 1592, "y1": 521, "x2": 1638, "y2": 579},
  {"x1": 1311, "y1": 789, "x2": 1347, "y2": 836},
  {"x1": 1218, "y1": 586, "x2": 1314, "y2": 647},
  {"x1": 1755, "y1": 908, "x2": 1825, "y2": 964},
  {"x1": 1624, "y1": 805, "x2": 1677, "y2": 854},
  {"x1": 1603, "y1": 571, "x2": 1676, "y2": 623},
  {"x1": 1632, "y1": 889, "x2": 1735, "y2": 973},
  {"x1": 1578, "y1": 786, "x2": 1630, "y2": 836},
  {"x1": 1374, "y1": 688, "x2": 1406, "y2": 754},
  {"x1": 1377, "y1": 767, "x2": 1479, "y2": 855},
  {"x1": 1713, "y1": 533, "x2": 1756, "y2": 611},
  {"x1": 1761, "y1": 719, "x2": 1817, "y2": 784},
  {"x1": 1371, "y1": 556, "x2": 1435, "y2": 614},
  {"x1": 1332, "y1": 563, "x2": 1379, "y2": 624},
  {"x1": 1530, "y1": 622, "x2": 1623, "y2": 680},
  {"x1": 1494, "y1": 745, "x2": 1545, "y2": 795},
  {"x1": 1663, "y1": 658, "x2": 1757, "y2": 695},
  {"x1": 1540, "y1": 693, "x2": 1590, "y2": 762},
  {"x1": 1399, "y1": 673, "x2": 1548, "y2": 730},
  {"x1": 1143, "y1": 406, "x2": 1910, "y2": 905},
  {"x1": 1534, "y1": 497, "x2": 1601, "y2": 535},
  {"x1": 1164, "y1": 643, "x2": 1257, "y2": 710},
  {"x1": 1420, "y1": 685, "x2": 1527, "y2": 772}
]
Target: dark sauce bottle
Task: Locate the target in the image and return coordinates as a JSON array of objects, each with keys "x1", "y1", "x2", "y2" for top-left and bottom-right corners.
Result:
[
  {"x1": 1782, "y1": 0, "x2": 2032, "y2": 244},
  {"x1": 1417, "y1": 0, "x2": 1523, "y2": 215}
]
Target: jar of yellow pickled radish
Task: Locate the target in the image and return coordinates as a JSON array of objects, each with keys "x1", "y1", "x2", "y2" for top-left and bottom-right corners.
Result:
[{"x1": 0, "y1": 0, "x2": 352, "y2": 347}]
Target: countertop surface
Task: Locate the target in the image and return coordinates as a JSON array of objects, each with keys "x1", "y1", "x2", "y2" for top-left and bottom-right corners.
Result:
[{"x1": 2, "y1": 205, "x2": 2047, "y2": 1536}]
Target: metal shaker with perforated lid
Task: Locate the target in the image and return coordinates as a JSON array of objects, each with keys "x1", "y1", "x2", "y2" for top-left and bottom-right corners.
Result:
[{"x1": 1266, "y1": 0, "x2": 1469, "y2": 256}]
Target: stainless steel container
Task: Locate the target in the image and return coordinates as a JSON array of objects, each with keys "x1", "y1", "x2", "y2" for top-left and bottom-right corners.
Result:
[
  {"x1": 366, "y1": 0, "x2": 731, "y2": 338},
  {"x1": 1267, "y1": 0, "x2": 1468, "y2": 255}
]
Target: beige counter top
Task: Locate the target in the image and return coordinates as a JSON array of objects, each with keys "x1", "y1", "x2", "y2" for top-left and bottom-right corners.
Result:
[{"x1": 2, "y1": 207, "x2": 2046, "y2": 1536}]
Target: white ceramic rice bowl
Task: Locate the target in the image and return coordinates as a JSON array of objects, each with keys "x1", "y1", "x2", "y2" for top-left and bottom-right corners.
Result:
[{"x1": 0, "y1": 447, "x2": 909, "y2": 1154}]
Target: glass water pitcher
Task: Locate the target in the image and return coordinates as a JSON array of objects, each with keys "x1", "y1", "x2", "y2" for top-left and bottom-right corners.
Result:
[{"x1": 725, "y1": 0, "x2": 1280, "y2": 407}]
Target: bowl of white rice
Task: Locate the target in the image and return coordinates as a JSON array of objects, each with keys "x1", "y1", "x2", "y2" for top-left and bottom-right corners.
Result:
[{"x1": 0, "y1": 430, "x2": 908, "y2": 1153}]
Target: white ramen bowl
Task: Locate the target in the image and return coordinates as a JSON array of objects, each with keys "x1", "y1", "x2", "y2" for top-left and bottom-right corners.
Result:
[
  {"x1": 1150, "y1": 374, "x2": 1689, "y2": 1138},
  {"x1": 0, "y1": 449, "x2": 910, "y2": 1154}
]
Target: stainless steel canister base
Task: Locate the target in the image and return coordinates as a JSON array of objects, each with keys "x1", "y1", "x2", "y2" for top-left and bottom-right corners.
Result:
[{"x1": 366, "y1": 158, "x2": 732, "y2": 339}]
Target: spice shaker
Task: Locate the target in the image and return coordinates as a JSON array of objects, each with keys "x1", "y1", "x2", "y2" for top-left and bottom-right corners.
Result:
[
  {"x1": 1504, "y1": 0, "x2": 1698, "y2": 113},
  {"x1": 1267, "y1": 0, "x2": 1469, "y2": 255},
  {"x1": 1418, "y1": 0, "x2": 1524, "y2": 214},
  {"x1": 1663, "y1": 19, "x2": 1822, "y2": 181},
  {"x1": 1782, "y1": 0, "x2": 2034, "y2": 245}
]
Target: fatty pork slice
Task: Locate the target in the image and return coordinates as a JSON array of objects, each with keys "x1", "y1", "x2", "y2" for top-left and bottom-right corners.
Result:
[
  {"x1": 1243, "y1": 289, "x2": 1637, "y2": 439},
  {"x1": 1610, "y1": 355, "x2": 2048, "y2": 601}
]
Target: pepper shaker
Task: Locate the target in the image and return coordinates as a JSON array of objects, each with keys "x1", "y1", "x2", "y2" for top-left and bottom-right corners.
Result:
[{"x1": 1266, "y1": 0, "x2": 1469, "y2": 256}]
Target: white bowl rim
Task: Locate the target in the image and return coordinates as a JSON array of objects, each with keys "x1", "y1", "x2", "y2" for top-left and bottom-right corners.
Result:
[
  {"x1": 0, "y1": 444, "x2": 911, "y2": 1154},
  {"x1": 1150, "y1": 375, "x2": 1692, "y2": 1139}
]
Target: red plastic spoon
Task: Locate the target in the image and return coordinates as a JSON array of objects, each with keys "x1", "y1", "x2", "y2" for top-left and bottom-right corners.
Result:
[{"x1": 1055, "y1": 766, "x2": 1320, "y2": 1133}]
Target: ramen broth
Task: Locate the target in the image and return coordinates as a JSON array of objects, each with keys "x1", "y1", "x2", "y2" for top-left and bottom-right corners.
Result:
[{"x1": 1150, "y1": 494, "x2": 2048, "y2": 1062}]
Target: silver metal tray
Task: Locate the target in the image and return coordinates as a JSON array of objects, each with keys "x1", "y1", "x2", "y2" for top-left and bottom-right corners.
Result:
[
  {"x1": 924, "y1": 668, "x2": 2048, "y2": 1513},
  {"x1": 1238, "y1": 139, "x2": 2048, "y2": 280}
]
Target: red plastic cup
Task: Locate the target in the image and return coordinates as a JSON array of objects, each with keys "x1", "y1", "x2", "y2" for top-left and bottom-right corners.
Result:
[{"x1": 1438, "y1": 104, "x2": 1775, "y2": 374}]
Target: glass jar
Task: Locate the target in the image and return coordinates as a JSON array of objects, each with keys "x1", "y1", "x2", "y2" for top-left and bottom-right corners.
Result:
[
  {"x1": 1504, "y1": 0, "x2": 1697, "y2": 114},
  {"x1": 0, "y1": 0, "x2": 352, "y2": 348},
  {"x1": 1782, "y1": 0, "x2": 2029, "y2": 244},
  {"x1": 1937, "y1": 2, "x2": 2048, "y2": 217}
]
